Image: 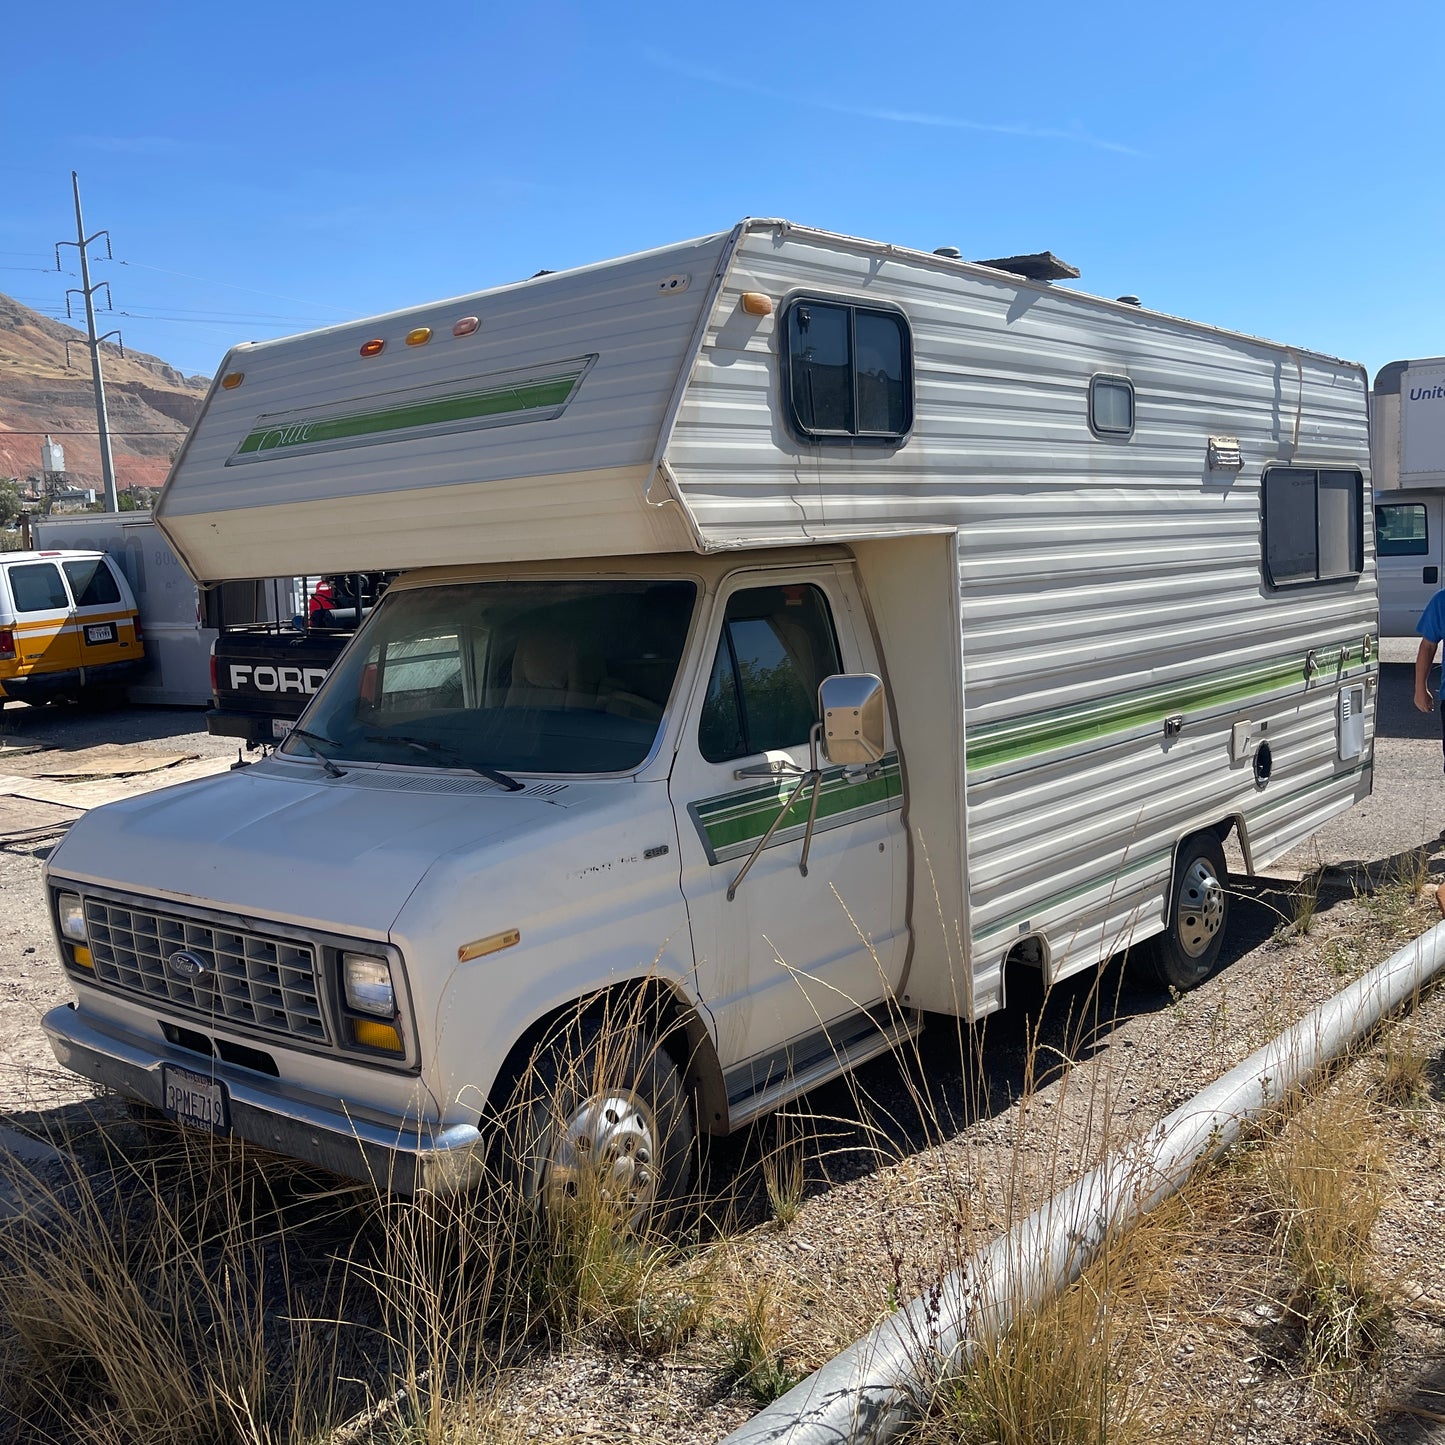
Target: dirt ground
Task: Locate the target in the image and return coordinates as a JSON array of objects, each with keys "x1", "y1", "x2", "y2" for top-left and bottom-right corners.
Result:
[{"x1": 1, "y1": 657, "x2": 1443, "y2": 1443}]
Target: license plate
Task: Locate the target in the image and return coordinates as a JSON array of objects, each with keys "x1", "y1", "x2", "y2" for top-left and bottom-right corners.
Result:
[
  {"x1": 161, "y1": 1064, "x2": 230, "y2": 1133},
  {"x1": 84, "y1": 622, "x2": 116, "y2": 645},
  {"x1": 272, "y1": 717, "x2": 291, "y2": 740}
]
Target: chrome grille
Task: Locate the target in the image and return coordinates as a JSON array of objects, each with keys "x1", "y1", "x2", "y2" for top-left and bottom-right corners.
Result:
[{"x1": 83, "y1": 898, "x2": 330, "y2": 1045}]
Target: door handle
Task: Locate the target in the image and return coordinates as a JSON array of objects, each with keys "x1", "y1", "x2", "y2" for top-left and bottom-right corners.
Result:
[{"x1": 1426, "y1": 566, "x2": 1439, "y2": 585}]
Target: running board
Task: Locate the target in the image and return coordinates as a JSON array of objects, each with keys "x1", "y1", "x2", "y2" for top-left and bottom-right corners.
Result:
[{"x1": 723, "y1": 1008, "x2": 924, "y2": 1132}]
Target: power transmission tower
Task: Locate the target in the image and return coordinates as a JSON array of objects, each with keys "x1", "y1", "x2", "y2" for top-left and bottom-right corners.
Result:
[{"x1": 56, "y1": 171, "x2": 122, "y2": 512}]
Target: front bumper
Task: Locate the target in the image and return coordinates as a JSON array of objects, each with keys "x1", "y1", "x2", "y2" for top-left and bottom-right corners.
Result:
[{"x1": 42, "y1": 1002, "x2": 485, "y2": 1196}]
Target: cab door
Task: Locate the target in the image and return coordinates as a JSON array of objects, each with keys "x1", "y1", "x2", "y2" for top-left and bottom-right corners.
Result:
[
  {"x1": 1376, "y1": 496, "x2": 1442, "y2": 636},
  {"x1": 669, "y1": 563, "x2": 908, "y2": 1084},
  {"x1": 3, "y1": 559, "x2": 80, "y2": 678}
]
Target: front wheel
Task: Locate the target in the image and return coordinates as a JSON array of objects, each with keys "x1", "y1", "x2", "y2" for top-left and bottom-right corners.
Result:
[
  {"x1": 505, "y1": 1013, "x2": 695, "y2": 1236},
  {"x1": 1142, "y1": 832, "x2": 1230, "y2": 993}
]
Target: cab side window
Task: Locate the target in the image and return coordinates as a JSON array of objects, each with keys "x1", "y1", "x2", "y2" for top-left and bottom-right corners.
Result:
[
  {"x1": 699, "y1": 584, "x2": 842, "y2": 763},
  {"x1": 8, "y1": 563, "x2": 70, "y2": 613}
]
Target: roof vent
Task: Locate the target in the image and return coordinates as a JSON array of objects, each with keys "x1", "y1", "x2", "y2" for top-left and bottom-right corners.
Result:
[
  {"x1": 1117, "y1": 294, "x2": 1142, "y2": 307},
  {"x1": 933, "y1": 246, "x2": 962, "y2": 259},
  {"x1": 974, "y1": 251, "x2": 1080, "y2": 283}
]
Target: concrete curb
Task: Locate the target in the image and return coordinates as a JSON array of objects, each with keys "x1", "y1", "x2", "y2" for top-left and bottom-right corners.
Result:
[{"x1": 720, "y1": 919, "x2": 1445, "y2": 1445}]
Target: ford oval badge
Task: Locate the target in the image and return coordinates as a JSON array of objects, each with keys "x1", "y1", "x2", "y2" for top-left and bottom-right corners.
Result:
[{"x1": 167, "y1": 949, "x2": 209, "y2": 980}]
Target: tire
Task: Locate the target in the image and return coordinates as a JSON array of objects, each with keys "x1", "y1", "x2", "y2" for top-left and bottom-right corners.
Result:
[
  {"x1": 503, "y1": 1012, "x2": 695, "y2": 1236},
  {"x1": 1142, "y1": 831, "x2": 1230, "y2": 993}
]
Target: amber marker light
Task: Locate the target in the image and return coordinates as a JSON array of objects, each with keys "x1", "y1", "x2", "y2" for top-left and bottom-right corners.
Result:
[
  {"x1": 360, "y1": 338, "x2": 386, "y2": 357},
  {"x1": 457, "y1": 929, "x2": 521, "y2": 963},
  {"x1": 741, "y1": 292, "x2": 774, "y2": 316},
  {"x1": 405, "y1": 327, "x2": 432, "y2": 347},
  {"x1": 220, "y1": 371, "x2": 244, "y2": 389},
  {"x1": 350, "y1": 1017, "x2": 404, "y2": 1053},
  {"x1": 452, "y1": 316, "x2": 480, "y2": 337},
  {"x1": 70, "y1": 945, "x2": 94, "y2": 969}
]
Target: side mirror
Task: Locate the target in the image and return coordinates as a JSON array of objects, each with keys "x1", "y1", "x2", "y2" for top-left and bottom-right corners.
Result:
[{"x1": 819, "y1": 673, "x2": 886, "y2": 765}]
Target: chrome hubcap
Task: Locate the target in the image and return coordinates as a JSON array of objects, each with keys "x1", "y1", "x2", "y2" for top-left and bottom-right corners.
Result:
[
  {"x1": 1177, "y1": 858, "x2": 1225, "y2": 958},
  {"x1": 543, "y1": 1091, "x2": 658, "y2": 1217}
]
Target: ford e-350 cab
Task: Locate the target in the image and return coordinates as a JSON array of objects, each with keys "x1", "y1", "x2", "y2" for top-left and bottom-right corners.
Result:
[
  {"x1": 43, "y1": 553, "x2": 908, "y2": 1201},
  {"x1": 41, "y1": 220, "x2": 1378, "y2": 1216},
  {"x1": 0, "y1": 549, "x2": 145, "y2": 705}
]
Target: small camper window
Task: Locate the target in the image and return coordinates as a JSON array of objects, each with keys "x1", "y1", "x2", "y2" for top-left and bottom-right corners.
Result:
[
  {"x1": 1375, "y1": 502, "x2": 1428, "y2": 557},
  {"x1": 1262, "y1": 467, "x2": 1364, "y2": 588},
  {"x1": 783, "y1": 299, "x2": 912, "y2": 443},
  {"x1": 1089, "y1": 375, "x2": 1134, "y2": 438}
]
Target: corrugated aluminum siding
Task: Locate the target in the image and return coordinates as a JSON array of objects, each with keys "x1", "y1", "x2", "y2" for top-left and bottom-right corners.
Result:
[{"x1": 666, "y1": 223, "x2": 1375, "y2": 1007}]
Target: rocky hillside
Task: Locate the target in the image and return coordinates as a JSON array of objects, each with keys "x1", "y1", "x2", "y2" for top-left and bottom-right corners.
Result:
[{"x1": 0, "y1": 291, "x2": 210, "y2": 493}]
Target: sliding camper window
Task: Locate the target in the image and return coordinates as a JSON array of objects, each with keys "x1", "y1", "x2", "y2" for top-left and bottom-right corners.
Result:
[
  {"x1": 1089, "y1": 375, "x2": 1134, "y2": 439},
  {"x1": 699, "y1": 584, "x2": 843, "y2": 763},
  {"x1": 783, "y1": 298, "x2": 913, "y2": 443},
  {"x1": 1262, "y1": 467, "x2": 1364, "y2": 588},
  {"x1": 1375, "y1": 502, "x2": 1429, "y2": 556}
]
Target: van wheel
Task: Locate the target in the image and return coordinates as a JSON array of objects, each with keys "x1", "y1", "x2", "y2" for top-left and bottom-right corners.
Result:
[
  {"x1": 506, "y1": 1014, "x2": 694, "y2": 1235},
  {"x1": 1142, "y1": 832, "x2": 1230, "y2": 993}
]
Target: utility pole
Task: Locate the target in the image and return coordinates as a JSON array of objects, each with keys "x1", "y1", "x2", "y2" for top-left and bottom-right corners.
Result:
[{"x1": 56, "y1": 171, "x2": 121, "y2": 512}]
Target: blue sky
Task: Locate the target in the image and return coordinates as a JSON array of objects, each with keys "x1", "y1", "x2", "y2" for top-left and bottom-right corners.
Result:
[{"x1": 3, "y1": 0, "x2": 1441, "y2": 383}]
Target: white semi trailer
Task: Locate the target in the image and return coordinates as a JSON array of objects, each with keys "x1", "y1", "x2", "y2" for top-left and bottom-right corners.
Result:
[
  {"x1": 1372, "y1": 357, "x2": 1445, "y2": 636},
  {"x1": 40, "y1": 220, "x2": 1377, "y2": 1215}
]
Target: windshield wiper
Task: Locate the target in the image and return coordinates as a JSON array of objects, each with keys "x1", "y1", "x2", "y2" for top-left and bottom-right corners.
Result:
[
  {"x1": 363, "y1": 733, "x2": 524, "y2": 792},
  {"x1": 289, "y1": 727, "x2": 346, "y2": 778}
]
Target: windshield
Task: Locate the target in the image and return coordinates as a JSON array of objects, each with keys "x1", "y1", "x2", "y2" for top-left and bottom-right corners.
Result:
[{"x1": 287, "y1": 579, "x2": 697, "y2": 776}]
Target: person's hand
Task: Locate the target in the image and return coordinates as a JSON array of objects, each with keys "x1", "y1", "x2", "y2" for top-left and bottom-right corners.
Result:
[{"x1": 1416, "y1": 686, "x2": 1436, "y2": 714}]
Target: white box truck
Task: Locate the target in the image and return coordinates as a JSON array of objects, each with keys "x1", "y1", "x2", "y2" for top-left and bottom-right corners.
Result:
[
  {"x1": 40, "y1": 220, "x2": 1378, "y2": 1213},
  {"x1": 1372, "y1": 357, "x2": 1445, "y2": 635}
]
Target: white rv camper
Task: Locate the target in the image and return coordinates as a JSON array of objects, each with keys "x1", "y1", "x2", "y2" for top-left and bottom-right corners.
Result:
[
  {"x1": 41, "y1": 220, "x2": 1377, "y2": 1211},
  {"x1": 1372, "y1": 357, "x2": 1445, "y2": 635}
]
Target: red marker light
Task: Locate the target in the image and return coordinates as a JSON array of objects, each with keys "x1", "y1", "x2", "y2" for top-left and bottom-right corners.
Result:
[
  {"x1": 452, "y1": 316, "x2": 480, "y2": 337},
  {"x1": 360, "y1": 339, "x2": 385, "y2": 357}
]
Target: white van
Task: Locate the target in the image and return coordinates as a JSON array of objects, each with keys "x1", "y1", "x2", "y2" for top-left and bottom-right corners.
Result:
[
  {"x1": 0, "y1": 549, "x2": 145, "y2": 705},
  {"x1": 41, "y1": 221, "x2": 1378, "y2": 1213}
]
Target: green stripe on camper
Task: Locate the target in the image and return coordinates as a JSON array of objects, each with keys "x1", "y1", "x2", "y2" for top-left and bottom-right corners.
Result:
[
  {"x1": 229, "y1": 356, "x2": 594, "y2": 463},
  {"x1": 691, "y1": 754, "x2": 903, "y2": 864},
  {"x1": 966, "y1": 644, "x2": 1374, "y2": 774}
]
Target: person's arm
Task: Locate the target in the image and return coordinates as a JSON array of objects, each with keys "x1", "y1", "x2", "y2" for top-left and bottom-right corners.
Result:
[{"x1": 1416, "y1": 636, "x2": 1438, "y2": 712}]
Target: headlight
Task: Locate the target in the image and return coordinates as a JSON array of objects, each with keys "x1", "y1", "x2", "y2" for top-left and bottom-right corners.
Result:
[
  {"x1": 57, "y1": 893, "x2": 87, "y2": 942},
  {"x1": 342, "y1": 952, "x2": 396, "y2": 1017}
]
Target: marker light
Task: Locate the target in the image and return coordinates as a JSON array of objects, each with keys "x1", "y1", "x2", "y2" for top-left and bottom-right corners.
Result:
[
  {"x1": 457, "y1": 928, "x2": 521, "y2": 963},
  {"x1": 220, "y1": 371, "x2": 245, "y2": 389},
  {"x1": 360, "y1": 338, "x2": 386, "y2": 357},
  {"x1": 452, "y1": 316, "x2": 480, "y2": 337},
  {"x1": 70, "y1": 946, "x2": 94, "y2": 970},
  {"x1": 405, "y1": 327, "x2": 432, "y2": 347},
  {"x1": 350, "y1": 1018, "x2": 404, "y2": 1053},
  {"x1": 741, "y1": 292, "x2": 774, "y2": 316}
]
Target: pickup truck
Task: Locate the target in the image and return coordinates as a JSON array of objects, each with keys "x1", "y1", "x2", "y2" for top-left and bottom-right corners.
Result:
[{"x1": 207, "y1": 575, "x2": 391, "y2": 744}]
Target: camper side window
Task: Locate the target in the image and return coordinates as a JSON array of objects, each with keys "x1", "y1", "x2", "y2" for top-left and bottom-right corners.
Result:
[
  {"x1": 1375, "y1": 503, "x2": 1428, "y2": 557},
  {"x1": 783, "y1": 299, "x2": 912, "y2": 443},
  {"x1": 699, "y1": 584, "x2": 843, "y2": 763},
  {"x1": 1089, "y1": 375, "x2": 1134, "y2": 439},
  {"x1": 1262, "y1": 467, "x2": 1364, "y2": 588}
]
